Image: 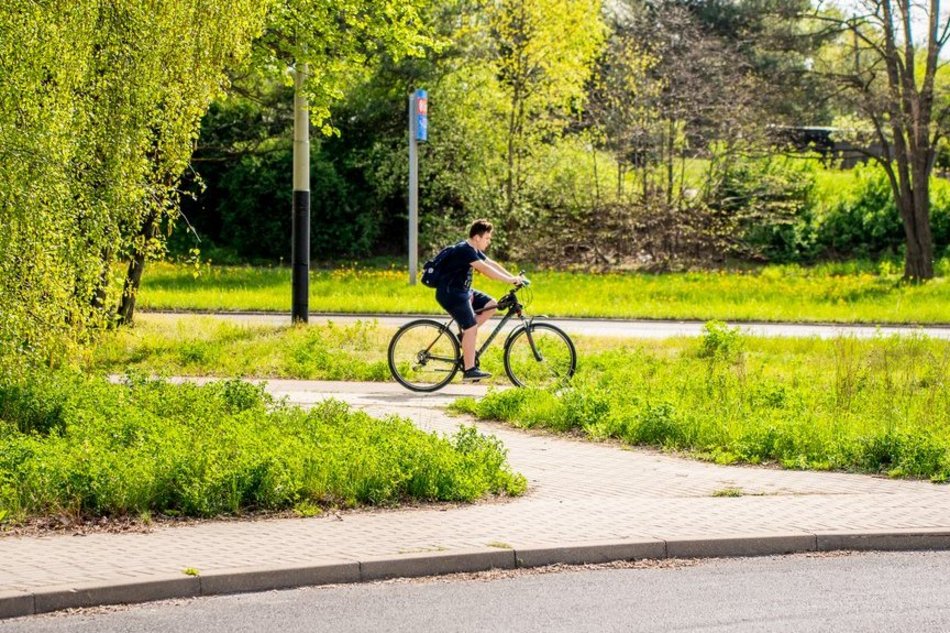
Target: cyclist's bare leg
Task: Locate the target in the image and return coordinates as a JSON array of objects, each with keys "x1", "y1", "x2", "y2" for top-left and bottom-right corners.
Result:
[
  {"x1": 475, "y1": 301, "x2": 497, "y2": 328},
  {"x1": 467, "y1": 302, "x2": 497, "y2": 369},
  {"x1": 462, "y1": 301, "x2": 497, "y2": 371},
  {"x1": 461, "y1": 325, "x2": 478, "y2": 370}
]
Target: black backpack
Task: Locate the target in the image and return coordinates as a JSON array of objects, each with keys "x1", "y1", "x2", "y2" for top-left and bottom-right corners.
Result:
[{"x1": 421, "y1": 243, "x2": 457, "y2": 288}]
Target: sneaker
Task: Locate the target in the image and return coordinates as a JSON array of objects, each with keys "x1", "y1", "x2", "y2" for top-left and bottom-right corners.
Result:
[{"x1": 462, "y1": 368, "x2": 491, "y2": 383}]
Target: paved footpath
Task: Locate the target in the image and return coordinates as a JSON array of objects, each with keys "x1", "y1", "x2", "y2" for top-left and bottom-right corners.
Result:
[
  {"x1": 2, "y1": 380, "x2": 949, "y2": 619},
  {"x1": 142, "y1": 310, "x2": 950, "y2": 340}
]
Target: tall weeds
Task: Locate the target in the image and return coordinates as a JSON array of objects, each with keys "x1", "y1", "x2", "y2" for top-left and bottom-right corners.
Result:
[{"x1": 455, "y1": 325, "x2": 950, "y2": 481}]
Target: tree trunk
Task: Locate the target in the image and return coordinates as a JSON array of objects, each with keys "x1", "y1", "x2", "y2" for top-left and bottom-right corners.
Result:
[
  {"x1": 617, "y1": 162, "x2": 624, "y2": 199},
  {"x1": 505, "y1": 69, "x2": 525, "y2": 229},
  {"x1": 666, "y1": 119, "x2": 675, "y2": 206},
  {"x1": 117, "y1": 212, "x2": 159, "y2": 325},
  {"x1": 900, "y1": 168, "x2": 934, "y2": 281}
]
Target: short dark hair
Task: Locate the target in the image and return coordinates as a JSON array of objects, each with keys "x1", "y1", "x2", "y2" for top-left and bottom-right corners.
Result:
[{"x1": 469, "y1": 218, "x2": 493, "y2": 238}]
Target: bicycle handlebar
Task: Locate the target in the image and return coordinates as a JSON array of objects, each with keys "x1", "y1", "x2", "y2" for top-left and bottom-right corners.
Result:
[{"x1": 513, "y1": 270, "x2": 531, "y2": 288}]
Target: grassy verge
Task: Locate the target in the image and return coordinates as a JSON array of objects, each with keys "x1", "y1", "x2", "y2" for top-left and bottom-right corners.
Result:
[
  {"x1": 88, "y1": 316, "x2": 950, "y2": 481},
  {"x1": 0, "y1": 371, "x2": 526, "y2": 524},
  {"x1": 88, "y1": 315, "x2": 527, "y2": 384},
  {"x1": 453, "y1": 323, "x2": 950, "y2": 482},
  {"x1": 138, "y1": 260, "x2": 950, "y2": 324},
  {"x1": 90, "y1": 316, "x2": 393, "y2": 381}
]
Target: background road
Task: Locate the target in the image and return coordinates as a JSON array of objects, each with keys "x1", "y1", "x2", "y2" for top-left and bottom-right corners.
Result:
[
  {"x1": 4, "y1": 551, "x2": 948, "y2": 633},
  {"x1": 142, "y1": 310, "x2": 950, "y2": 339}
]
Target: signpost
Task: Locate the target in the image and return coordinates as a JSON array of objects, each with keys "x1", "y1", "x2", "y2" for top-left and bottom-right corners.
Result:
[{"x1": 408, "y1": 89, "x2": 427, "y2": 285}]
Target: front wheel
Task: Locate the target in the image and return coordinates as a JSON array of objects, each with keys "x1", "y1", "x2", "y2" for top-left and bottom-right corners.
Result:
[
  {"x1": 503, "y1": 322, "x2": 577, "y2": 388},
  {"x1": 388, "y1": 319, "x2": 461, "y2": 392}
]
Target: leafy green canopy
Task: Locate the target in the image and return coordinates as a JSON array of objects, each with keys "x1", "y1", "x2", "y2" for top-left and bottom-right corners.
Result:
[
  {"x1": 0, "y1": 0, "x2": 271, "y2": 368},
  {"x1": 254, "y1": 0, "x2": 430, "y2": 133},
  {"x1": 0, "y1": 0, "x2": 431, "y2": 368}
]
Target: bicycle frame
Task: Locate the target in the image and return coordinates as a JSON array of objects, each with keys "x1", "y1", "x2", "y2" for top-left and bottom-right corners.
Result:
[{"x1": 439, "y1": 289, "x2": 538, "y2": 367}]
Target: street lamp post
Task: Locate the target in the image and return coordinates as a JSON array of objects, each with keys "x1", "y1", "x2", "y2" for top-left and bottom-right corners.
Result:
[{"x1": 292, "y1": 62, "x2": 310, "y2": 322}]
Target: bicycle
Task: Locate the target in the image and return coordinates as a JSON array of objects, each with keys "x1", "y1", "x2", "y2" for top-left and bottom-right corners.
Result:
[{"x1": 387, "y1": 281, "x2": 577, "y2": 392}]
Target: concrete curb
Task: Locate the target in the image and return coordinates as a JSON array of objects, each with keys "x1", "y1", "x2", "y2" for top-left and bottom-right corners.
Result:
[
  {"x1": 4, "y1": 529, "x2": 950, "y2": 620},
  {"x1": 665, "y1": 533, "x2": 817, "y2": 558},
  {"x1": 33, "y1": 576, "x2": 200, "y2": 615},
  {"x1": 816, "y1": 528, "x2": 950, "y2": 551}
]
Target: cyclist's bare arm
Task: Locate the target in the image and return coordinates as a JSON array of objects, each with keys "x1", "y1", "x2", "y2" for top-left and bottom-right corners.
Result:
[
  {"x1": 472, "y1": 259, "x2": 524, "y2": 285},
  {"x1": 483, "y1": 256, "x2": 514, "y2": 278},
  {"x1": 486, "y1": 257, "x2": 528, "y2": 285}
]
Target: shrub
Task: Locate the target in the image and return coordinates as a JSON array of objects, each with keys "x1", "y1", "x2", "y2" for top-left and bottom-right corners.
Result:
[
  {"x1": 704, "y1": 151, "x2": 820, "y2": 263},
  {"x1": 0, "y1": 372, "x2": 525, "y2": 523},
  {"x1": 813, "y1": 164, "x2": 950, "y2": 259},
  {"x1": 698, "y1": 321, "x2": 744, "y2": 361}
]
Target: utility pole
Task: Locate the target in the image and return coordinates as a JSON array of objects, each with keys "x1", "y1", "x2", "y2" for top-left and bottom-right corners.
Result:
[
  {"x1": 292, "y1": 62, "x2": 310, "y2": 322},
  {"x1": 408, "y1": 89, "x2": 427, "y2": 285}
]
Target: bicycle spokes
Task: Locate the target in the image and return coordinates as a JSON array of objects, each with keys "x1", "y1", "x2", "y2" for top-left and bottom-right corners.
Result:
[
  {"x1": 503, "y1": 323, "x2": 577, "y2": 389},
  {"x1": 388, "y1": 320, "x2": 461, "y2": 392}
]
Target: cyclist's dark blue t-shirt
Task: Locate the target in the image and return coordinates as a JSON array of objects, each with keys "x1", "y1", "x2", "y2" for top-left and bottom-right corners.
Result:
[{"x1": 438, "y1": 241, "x2": 486, "y2": 291}]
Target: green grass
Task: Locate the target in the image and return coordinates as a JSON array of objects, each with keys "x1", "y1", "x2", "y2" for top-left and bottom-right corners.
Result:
[
  {"x1": 0, "y1": 371, "x2": 526, "y2": 524},
  {"x1": 138, "y1": 260, "x2": 950, "y2": 324},
  {"x1": 89, "y1": 316, "x2": 394, "y2": 381},
  {"x1": 88, "y1": 315, "x2": 544, "y2": 385},
  {"x1": 451, "y1": 323, "x2": 950, "y2": 482},
  {"x1": 88, "y1": 316, "x2": 950, "y2": 481}
]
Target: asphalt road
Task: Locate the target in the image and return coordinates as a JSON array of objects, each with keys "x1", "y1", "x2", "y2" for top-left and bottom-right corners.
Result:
[
  {"x1": 141, "y1": 310, "x2": 950, "y2": 339},
  {"x1": 6, "y1": 551, "x2": 949, "y2": 633}
]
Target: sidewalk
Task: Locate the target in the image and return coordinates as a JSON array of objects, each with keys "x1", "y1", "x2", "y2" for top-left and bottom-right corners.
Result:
[
  {"x1": 139, "y1": 310, "x2": 950, "y2": 340},
  {"x1": 2, "y1": 380, "x2": 949, "y2": 619}
]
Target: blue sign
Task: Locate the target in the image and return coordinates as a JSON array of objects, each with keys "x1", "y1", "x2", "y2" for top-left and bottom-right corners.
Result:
[{"x1": 415, "y1": 89, "x2": 428, "y2": 142}]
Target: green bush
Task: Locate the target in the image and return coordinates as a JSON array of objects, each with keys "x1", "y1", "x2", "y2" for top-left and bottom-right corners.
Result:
[
  {"x1": 698, "y1": 321, "x2": 744, "y2": 361},
  {"x1": 813, "y1": 164, "x2": 903, "y2": 258},
  {"x1": 813, "y1": 164, "x2": 950, "y2": 259},
  {"x1": 704, "y1": 152, "x2": 820, "y2": 262},
  {"x1": 0, "y1": 372, "x2": 525, "y2": 523},
  {"x1": 173, "y1": 94, "x2": 383, "y2": 264}
]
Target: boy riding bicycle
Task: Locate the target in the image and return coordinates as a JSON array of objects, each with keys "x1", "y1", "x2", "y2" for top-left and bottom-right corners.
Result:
[{"x1": 434, "y1": 219, "x2": 527, "y2": 383}]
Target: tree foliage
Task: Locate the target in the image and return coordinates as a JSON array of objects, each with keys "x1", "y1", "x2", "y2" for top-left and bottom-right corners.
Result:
[
  {"x1": 0, "y1": 0, "x2": 270, "y2": 367},
  {"x1": 253, "y1": 0, "x2": 430, "y2": 132},
  {"x1": 487, "y1": 0, "x2": 607, "y2": 227},
  {"x1": 159, "y1": 0, "x2": 938, "y2": 276}
]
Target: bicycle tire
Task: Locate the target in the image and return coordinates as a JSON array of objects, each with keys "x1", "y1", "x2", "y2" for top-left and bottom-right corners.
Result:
[
  {"x1": 503, "y1": 322, "x2": 577, "y2": 388},
  {"x1": 388, "y1": 319, "x2": 461, "y2": 392}
]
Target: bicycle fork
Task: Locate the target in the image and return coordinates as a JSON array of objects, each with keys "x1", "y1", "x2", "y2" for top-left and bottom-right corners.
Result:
[{"x1": 523, "y1": 323, "x2": 544, "y2": 362}]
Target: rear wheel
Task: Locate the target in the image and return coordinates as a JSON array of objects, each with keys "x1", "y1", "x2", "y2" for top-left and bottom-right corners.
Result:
[
  {"x1": 388, "y1": 319, "x2": 461, "y2": 392},
  {"x1": 503, "y1": 322, "x2": 576, "y2": 388}
]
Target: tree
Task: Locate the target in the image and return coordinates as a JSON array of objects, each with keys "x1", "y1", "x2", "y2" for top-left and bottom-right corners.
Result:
[
  {"x1": 113, "y1": 0, "x2": 274, "y2": 324},
  {"x1": 115, "y1": 0, "x2": 432, "y2": 323},
  {"x1": 250, "y1": 0, "x2": 429, "y2": 132},
  {"x1": 674, "y1": 0, "x2": 827, "y2": 122},
  {"x1": 810, "y1": 0, "x2": 950, "y2": 280},
  {"x1": 178, "y1": 0, "x2": 602, "y2": 262},
  {"x1": 0, "y1": 0, "x2": 271, "y2": 364},
  {"x1": 577, "y1": 1, "x2": 774, "y2": 267},
  {"x1": 488, "y1": 0, "x2": 607, "y2": 227}
]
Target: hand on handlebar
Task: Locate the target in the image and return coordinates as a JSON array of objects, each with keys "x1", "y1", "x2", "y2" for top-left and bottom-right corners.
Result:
[{"x1": 514, "y1": 275, "x2": 531, "y2": 288}]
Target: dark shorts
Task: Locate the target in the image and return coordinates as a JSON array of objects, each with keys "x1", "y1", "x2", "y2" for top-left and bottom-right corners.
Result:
[{"x1": 436, "y1": 288, "x2": 494, "y2": 330}]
